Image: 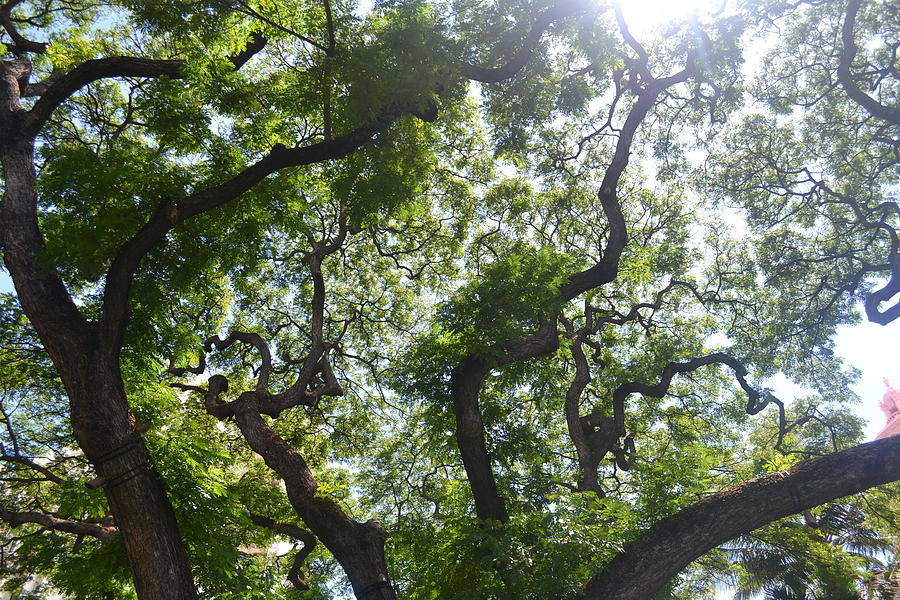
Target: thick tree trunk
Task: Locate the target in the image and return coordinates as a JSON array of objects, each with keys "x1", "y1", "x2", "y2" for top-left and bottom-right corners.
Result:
[
  {"x1": 70, "y1": 359, "x2": 198, "y2": 600},
  {"x1": 451, "y1": 357, "x2": 509, "y2": 523},
  {"x1": 0, "y1": 83, "x2": 198, "y2": 598},
  {"x1": 582, "y1": 435, "x2": 900, "y2": 600}
]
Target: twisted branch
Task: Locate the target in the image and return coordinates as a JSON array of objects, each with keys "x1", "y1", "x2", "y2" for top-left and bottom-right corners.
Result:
[
  {"x1": 838, "y1": 0, "x2": 900, "y2": 126},
  {"x1": 451, "y1": 50, "x2": 700, "y2": 521},
  {"x1": 564, "y1": 345, "x2": 779, "y2": 497},
  {"x1": 169, "y1": 232, "x2": 347, "y2": 417}
]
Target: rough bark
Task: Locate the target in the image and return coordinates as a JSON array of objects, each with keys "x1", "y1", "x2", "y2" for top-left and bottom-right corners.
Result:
[
  {"x1": 73, "y1": 360, "x2": 198, "y2": 600},
  {"x1": 227, "y1": 394, "x2": 395, "y2": 600},
  {"x1": 582, "y1": 435, "x2": 900, "y2": 600},
  {"x1": 563, "y1": 336, "x2": 601, "y2": 494},
  {"x1": 0, "y1": 57, "x2": 199, "y2": 600},
  {"x1": 451, "y1": 357, "x2": 508, "y2": 522}
]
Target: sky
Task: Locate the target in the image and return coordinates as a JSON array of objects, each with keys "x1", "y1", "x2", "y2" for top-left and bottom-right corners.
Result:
[
  {"x1": 757, "y1": 313, "x2": 899, "y2": 440},
  {"x1": 833, "y1": 317, "x2": 899, "y2": 438}
]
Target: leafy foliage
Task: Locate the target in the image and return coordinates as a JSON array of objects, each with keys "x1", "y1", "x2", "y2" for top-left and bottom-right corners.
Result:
[{"x1": 0, "y1": 0, "x2": 898, "y2": 598}]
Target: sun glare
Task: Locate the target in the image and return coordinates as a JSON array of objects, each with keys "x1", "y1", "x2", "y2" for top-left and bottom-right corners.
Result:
[{"x1": 616, "y1": 0, "x2": 725, "y2": 35}]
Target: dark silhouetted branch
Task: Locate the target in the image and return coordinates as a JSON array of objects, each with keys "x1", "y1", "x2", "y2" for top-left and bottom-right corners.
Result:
[
  {"x1": 838, "y1": 0, "x2": 900, "y2": 126},
  {"x1": 248, "y1": 513, "x2": 316, "y2": 590},
  {"x1": 463, "y1": 0, "x2": 592, "y2": 83}
]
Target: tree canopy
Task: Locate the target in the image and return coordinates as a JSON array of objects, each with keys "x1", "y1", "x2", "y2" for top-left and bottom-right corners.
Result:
[{"x1": 0, "y1": 0, "x2": 898, "y2": 598}]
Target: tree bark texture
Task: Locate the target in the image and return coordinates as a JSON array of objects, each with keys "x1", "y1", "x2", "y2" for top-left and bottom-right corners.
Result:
[
  {"x1": 583, "y1": 435, "x2": 900, "y2": 600},
  {"x1": 0, "y1": 59, "x2": 199, "y2": 600},
  {"x1": 451, "y1": 357, "x2": 509, "y2": 523},
  {"x1": 231, "y1": 396, "x2": 395, "y2": 600}
]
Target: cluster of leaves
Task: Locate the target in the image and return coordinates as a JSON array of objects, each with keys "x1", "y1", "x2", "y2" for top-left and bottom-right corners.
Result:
[{"x1": 0, "y1": 0, "x2": 898, "y2": 598}]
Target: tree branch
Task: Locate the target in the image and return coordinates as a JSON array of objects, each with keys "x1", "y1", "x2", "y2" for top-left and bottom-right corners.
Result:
[
  {"x1": 568, "y1": 351, "x2": 768, "y2": 497},
  {"x1": 560, "y1": 64, "x2": 697, "y2": 301},
  {"x1": 322, "y1": 0, "x2": 335, "y2": 56},
  {"x1": 0, "y1": 504, "x2": 118, "y2": 540},
  {"x1": 611, "y1": 352, "x2": 761, "y2": 409},
  {"x1": 25, "y1": 32, "x2": 267, "y2": 135},
  {"x1": 864, "y1": 251, "x2": 900, "y2": 324},
  {"x1": 562, "y1": 319, "x2": 598, "y2": 493},
  {"x1": 176, "y1": 377, "x2": 395, "y2": 598},
  {"x1": 581, "y1": 435, "x2": 900, "y2": 600},
  {"x1": 169, "y1": 230, "x2": 349, "y2": 418},
  {"x1": 462, "y1": 0, "x2": 592, "y2": 83},
  {"x1": 838, "y1": 0, "x2": 900, "y2": 126},
  {"x1": 0, "y1": 135, "x2": 92, "y2": 365},
  {"x1": 20, "y1": 69, "x2": 61, "y2": 97},
  {"x1": 450, "y1": 357, "x2": 508, "y2": 523},
  {"x1": 248, "y1": 513, "x2": 316, "y2": 590},
  {"x1": 0, "y1": 0, "x2": 47, "y2": 54},
  {"x1": 811, "y1": 179, "x2": 900, "y2": 325},
  {"x1": 101, "y1": 102, "x2": 432, "y2": 350},
  {"x1": 449, "y1": 54, "x2": 698, "y2": 524},
  {"x1": 229, "y1": 32, "x2": 268, "y2": 70},
  {"x1": 0, "y1": 451, "x2": 65, "y2": 484},
  {"x1": 169, "y1": 327, "x2": 342, "y2": 418},
  {"x1": 26, "y1": 56, "x2": 185, "y2": 135},
  {"x1": 234, "y1": 1, "x2": 329, "y2": 54}
]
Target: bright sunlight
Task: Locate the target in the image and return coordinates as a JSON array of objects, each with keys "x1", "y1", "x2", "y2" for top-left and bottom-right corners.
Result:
[{"x1": 617, "y1": 0, "x2": 725, "y2": 33}]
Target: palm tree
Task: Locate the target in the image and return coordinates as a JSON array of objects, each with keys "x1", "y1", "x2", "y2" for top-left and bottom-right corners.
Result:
[{"x1": 724, "y1": 503, "x2": 895, "y2": 600}]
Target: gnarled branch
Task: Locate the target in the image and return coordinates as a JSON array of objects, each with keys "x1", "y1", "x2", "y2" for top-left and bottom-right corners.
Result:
[
  {"x1": 865, "y1": 251, "x2": 900, "y2": 324},
  {"x1": 838, "y1": 0, "x2": 900, "y2": 127},
  {"x1": 450, "y1": 50, "x2": 699, "y2": 523},
  {"x1": 169, "y1": 228, "x2": 348, "y2": 418},
  {"x1": 560, "y1": 62, "x2": 698, "y2": 301}
]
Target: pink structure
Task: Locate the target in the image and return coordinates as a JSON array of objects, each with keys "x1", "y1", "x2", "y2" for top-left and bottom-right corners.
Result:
[{"x1": 875, "y1": 378, "x2": 900, "y2": 440}]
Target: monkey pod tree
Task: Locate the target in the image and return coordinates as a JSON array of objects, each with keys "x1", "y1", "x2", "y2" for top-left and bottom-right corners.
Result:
[{"x1": 0, "y1": 0, "x2": 897, "y2": 598}]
